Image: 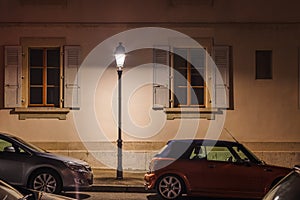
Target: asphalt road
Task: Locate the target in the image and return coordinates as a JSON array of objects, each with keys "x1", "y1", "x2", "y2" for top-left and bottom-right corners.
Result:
[{"x1": 63, "y1": 191, "x2": 256, "y2": 200}]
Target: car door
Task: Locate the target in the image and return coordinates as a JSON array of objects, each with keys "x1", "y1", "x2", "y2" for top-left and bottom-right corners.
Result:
[
  {"x1": 0, "y1": 138, "x2": 31, "y2": 185},
  {"x1": 183, "y1": 144, "x2": 209, "y2": 192},
  {"x1": 200, "y1": 144, "x2": 264, "y2": 197}
]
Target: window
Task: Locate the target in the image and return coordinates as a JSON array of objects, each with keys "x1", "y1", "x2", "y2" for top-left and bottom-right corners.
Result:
[
  {"x1": 173, "y1": 48, "x2": 206, "y2": 107},
  {"x1": 232, "y1": 146, "x2": 249, "y2": 161},
  {"x1": 0, "y1": 139, "x2": 25, "y2": 154},
  {"x1": 189, "y1": 145, "x2": 206, "y2": 160},
  {"x1": 29, "y1": 48, "x2": 61, "y2": 107},
  {"x1": 256, "y1": 50, "x2": 272, "y2": 79},
  {"x1": 152, "y1": 44, "x2": 232, "y2": 119},
  {"x1": 4, "y1": 43, "x2": 80, "y2": 119},
  {"x1": 206, "y1": 146, "x2": 235, "y2": 162},
  {"x1": 0, "y1": 139, "x2": 12, "y2": 152}
]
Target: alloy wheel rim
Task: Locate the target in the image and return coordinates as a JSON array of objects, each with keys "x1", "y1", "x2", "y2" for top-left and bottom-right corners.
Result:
[
  {"x1": 33, "y1": 173, "x2": 57, "y2": 193},
  {"x1": 159, "y1": 176, "x2": 182, "y2": 199}
]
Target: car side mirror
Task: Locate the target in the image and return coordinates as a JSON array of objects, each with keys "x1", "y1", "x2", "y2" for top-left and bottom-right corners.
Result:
[{"x1": 4, "y1": 146, "x2": 15, "y2": 153}]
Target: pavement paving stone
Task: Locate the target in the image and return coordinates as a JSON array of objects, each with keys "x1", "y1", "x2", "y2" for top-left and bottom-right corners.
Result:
[{"x1": 82, "y1": 168, "x2": 151, "y2": 193}]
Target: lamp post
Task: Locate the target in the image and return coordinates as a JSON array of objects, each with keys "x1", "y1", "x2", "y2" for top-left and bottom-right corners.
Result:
[{"x1": 114, "y1": 42, "x2": 125, "y2": 180}]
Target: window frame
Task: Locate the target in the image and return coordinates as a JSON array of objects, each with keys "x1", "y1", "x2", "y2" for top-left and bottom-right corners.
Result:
[
  {"x1": 4, "y1": 38, "x2": 80, "y2": 119},
  {"x1": 28, "y1": 47, "x2": 62, "y2": 107},
  {"x1": 152, "y1": 40, "x2": 232, "y2": 120},
  {"x1": 172, "y1": 47, "x2": 207, "y2": 108}
]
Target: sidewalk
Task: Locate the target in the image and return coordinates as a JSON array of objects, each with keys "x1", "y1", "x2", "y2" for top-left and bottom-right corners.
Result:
[{"x1": 83, "y1": 168, "x2": 151, "y2": 193}]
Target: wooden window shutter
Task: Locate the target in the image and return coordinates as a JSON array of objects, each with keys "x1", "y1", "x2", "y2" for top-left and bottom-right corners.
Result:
[
  {"x1": 64, "y1": 45, "x2": 81, "y2": 109},
  {"x1": 4, "y1": 46, "x2": 22, "y2": 108},
  {"x1": 153, "y1": 46, "x2": 170, "y2": 110},
  {"x1": 213, "y1": 46, "x2": 230, "y2": 108}
]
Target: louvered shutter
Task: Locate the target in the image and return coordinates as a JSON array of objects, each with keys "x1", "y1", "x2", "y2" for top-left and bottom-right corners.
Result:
[
  {"x1": 4, "y1": 46, "x2": 22, "y2": 108},
  {"x1": 213, "y1": 46, "x2": 230, "y2": 108},
  {"x1": 64, "y1": 46, "x2": 80, "y2": 109},
  {"x1": 153, "y1": 46, "x2": 170, "y2": 109}
]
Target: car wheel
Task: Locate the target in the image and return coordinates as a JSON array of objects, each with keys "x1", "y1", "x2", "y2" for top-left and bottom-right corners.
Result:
[
  {"x1": 157, "y1": 175, "x2": 184, "y2": 200},
  {"x1": 29, "y1": 169, "x2": 62, "y2": 194}
]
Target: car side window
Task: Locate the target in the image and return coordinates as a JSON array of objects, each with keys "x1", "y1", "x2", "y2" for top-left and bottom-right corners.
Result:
[
  {"x1": 205, "y1": 145, "x2": 236, "y2": 162},
  {"x1": 0, "y1": 139, "x2": 26, "y2": 154},
  {"x1": 0, "y1": 139, "x2": 13, "y2": 152},
  {"x1": 189, "y1": 145, "x2": 206, "y2": 160}
]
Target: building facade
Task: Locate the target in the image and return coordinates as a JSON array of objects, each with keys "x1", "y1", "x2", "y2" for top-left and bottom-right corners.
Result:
[{"x1": 0, "y1": 0, "x2": 299, "y2": 170}]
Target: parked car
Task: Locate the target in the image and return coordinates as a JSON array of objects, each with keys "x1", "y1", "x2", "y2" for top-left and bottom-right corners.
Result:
[
  {"x1": 0, "y1": 178, "x2": 75, "y2": 200},
  {"x1": 263, "y1": 165, "x2": 300, "y2": 200},
  {"x1": 0, "y1": 133, "x2": 93, "y2": 194},
  {"x1": 144, "y1": 139, "x2": 291, "y2": 200}
]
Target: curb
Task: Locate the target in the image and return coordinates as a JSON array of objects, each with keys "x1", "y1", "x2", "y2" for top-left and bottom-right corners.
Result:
[{"x1": 81, "y1": 185, "x2": 154, "y2": 193}]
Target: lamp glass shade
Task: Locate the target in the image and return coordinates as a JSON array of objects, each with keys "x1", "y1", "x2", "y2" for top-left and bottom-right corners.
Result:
[
  {"x1": 114, "y1": 43, "x2": 126, "y2": 67},
  {"x1": 115, "y1": 54, "x2": 125, "y2": 67}
]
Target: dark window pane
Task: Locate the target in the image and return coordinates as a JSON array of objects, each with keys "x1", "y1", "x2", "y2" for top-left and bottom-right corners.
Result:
[
  {"x1": 174, "y1": 69, "x2": 187, "y2": 87},
  {"x1": 30, "y1": 87, "x2": 43, "y2": 104},
  {"x1": 47, "y1": 68, "x2": 60, "y2": 86},
  {"x1": 174, "y1": 49, "x2": 187, "y2": 69},
  {"x1": 256, "y1": 50, "x2": 272, "y2": 79},
  {"x1": 191, "y1": 88, "x2": 204, "y2": 105},
  {"x1": 30, "y1": 68, "x2": 43, "y2": 85},
  {"x1": 190, "y1": 49, "x2": 205, "y2": 68},
  {"x1": 174, "y1": 87, "x2": 187, "y2": 106},
  {"x1": 191, "y1": 68, "x2": 204, "y2": 86},
  {"x1": 47, "y1": 87, "x2": 60, "y2": 106},
  {"x1": 47, "y1": 49, "x2": 60, "y2": 67},
  {"x1": 30, "y1": 49, "x2": 43, "y2": 66}
]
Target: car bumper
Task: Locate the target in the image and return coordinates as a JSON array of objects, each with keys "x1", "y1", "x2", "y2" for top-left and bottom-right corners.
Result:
[
  {"x1": 63, "y1": 169, "x2": 93, "y2": 189},
  {"x1": 73, "y1": 170, "x2": 93, "y2": 186},
  {"x1": 144, "y1": 173, "x2": 156, "y2": 190}
]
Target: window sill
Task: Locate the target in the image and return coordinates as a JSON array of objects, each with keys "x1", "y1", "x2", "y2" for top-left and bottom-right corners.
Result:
[
  {"x1": 164, "y1": 107, "x2": 222, "y2": 120},
  {"x1": 13, "y1": 107, "x2": 70, "y2": 120}
]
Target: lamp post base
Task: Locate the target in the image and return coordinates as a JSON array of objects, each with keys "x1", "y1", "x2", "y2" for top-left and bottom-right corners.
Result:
[{"x1": 116, "y1": 170, "x2": 123, "y2": 180}]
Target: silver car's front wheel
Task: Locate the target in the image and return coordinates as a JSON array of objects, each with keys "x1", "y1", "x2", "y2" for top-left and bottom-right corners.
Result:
[
  {"x1": 29, "y1": 169, "x2": 62, "y2": 194},
  {"x1": 157, "y1": 175, "x2": 183, "y2": 200}
]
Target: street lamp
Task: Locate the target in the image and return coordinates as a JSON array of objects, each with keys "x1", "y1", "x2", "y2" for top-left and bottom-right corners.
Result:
[{"x1": 114, "y1": 42, "x2": 125, "y2": 179}]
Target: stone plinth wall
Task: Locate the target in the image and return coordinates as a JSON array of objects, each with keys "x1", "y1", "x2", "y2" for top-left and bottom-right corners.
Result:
[{"x1": 32, "y1": 141, "x2": 300, "y2": 170}]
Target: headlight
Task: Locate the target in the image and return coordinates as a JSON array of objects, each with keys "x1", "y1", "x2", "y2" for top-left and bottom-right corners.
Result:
[
  {"x1": 149, "y1": 159, "x2": 158, "y2": 173},
  {"x1": 64, "y1": 161, "x2": 87, "y2": 172}
]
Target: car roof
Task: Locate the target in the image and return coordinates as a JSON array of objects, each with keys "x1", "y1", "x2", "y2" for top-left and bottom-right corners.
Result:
[
  {"x1": 0, "y1": 132, "x2": 19, "y2": 140},
  {"x1": 0, "y1": 132, "x2": 15, "y2": 139},
  {"x1": 167, "y1": 139, "x2": 240, "y2": 146}
]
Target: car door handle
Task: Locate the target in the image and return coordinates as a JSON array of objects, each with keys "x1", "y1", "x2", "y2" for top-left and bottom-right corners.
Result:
[
  {"x1": 264, "y1": 168, "x2": 273, "y2": 172},
  {"x1": 208, "y1": 164, "x2": 216, "y2": 168}
]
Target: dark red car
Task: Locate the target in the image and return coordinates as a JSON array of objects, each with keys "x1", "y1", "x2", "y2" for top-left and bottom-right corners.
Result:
[{"x1": 144, "y1": 139, "x2": 291, "y2": 199}]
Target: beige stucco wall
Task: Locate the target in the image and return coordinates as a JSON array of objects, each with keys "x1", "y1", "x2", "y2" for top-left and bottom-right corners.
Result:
[{"x1": 0, "y1": 0, "x2": 299, "y2": 169}]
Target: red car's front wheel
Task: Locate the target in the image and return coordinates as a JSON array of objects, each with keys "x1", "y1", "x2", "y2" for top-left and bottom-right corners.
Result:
[{"x1": 157, "y1": 175, "x2": 184, "y2": 200}]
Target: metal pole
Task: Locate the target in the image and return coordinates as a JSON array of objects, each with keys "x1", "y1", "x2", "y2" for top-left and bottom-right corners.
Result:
[{"x1": 117, "y1": 67, "x2": 123, "y2": 179}]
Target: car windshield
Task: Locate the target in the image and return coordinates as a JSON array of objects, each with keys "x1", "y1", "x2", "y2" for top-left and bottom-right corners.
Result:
[
  {"x1": 227, "y1": 143, "x2": 262, "y2": 164},
  {"x1": 263, "y1": 170, "x2": 300, "y2": 200},
  {"x1": 12, "y1": 136, "x2": 46, "y2": 153},
  {"x1": 240, "y1": 145, "x2": 262, "y2": 163}
]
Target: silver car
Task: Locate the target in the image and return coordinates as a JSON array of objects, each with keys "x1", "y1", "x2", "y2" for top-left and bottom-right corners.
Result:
[
  {"x1": 0, "y1": 178, "x2": 76, "y2": 200},
  {"x1": 0, "y1": 133, "x2": 93, "y2": 194},
  {"x1": 263, "y1": 165, "x2": 300, "y2": 200}
]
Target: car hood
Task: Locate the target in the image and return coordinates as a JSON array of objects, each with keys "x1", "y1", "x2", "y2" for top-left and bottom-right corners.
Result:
[
  {"x1": 36, "y1": 151, "x2": 88, "y2": 166},
  {"x1": 264, "y1": 163, "x2": 291, "y2": 170}
]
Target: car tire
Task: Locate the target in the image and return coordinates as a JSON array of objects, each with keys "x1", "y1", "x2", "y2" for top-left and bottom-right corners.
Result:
[
  {"x1": 28, "y1": 169, "x2": 62, "y2": 194},
  {"x1": 157, "y1": 175, "x2": 184, "y2": 200}
]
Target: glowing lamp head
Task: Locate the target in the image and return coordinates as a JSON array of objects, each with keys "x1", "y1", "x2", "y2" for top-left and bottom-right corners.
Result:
[{"x1": 114, "y1": 42, "x2": 126, "y2": 68}]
